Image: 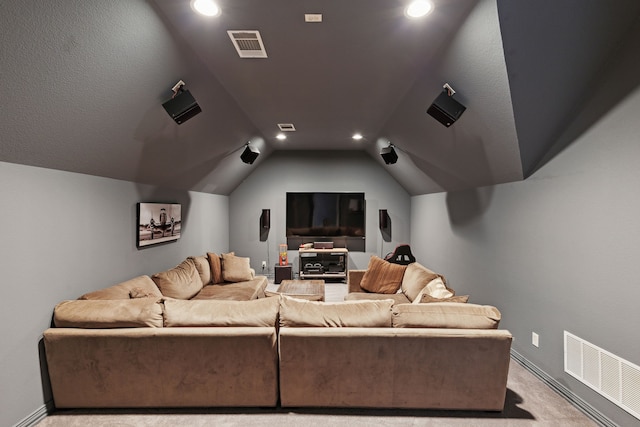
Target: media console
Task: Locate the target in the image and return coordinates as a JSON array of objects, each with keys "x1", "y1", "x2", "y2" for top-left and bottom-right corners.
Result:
[{"x1": 299, "y1": 248, "x2": 348, "y2": 280}]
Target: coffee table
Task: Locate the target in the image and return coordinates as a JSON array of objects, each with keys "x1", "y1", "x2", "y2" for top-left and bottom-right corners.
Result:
[{"x1": 277, "y1": 280, "x2": 325, "y2": 301}]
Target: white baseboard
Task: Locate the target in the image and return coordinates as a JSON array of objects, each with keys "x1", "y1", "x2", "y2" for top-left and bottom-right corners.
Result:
[
  {"x1": 13, "y1": 401, "x2": 53, "y2": 427},
  {"x1": 511, "y1": 349, "x2": 617, "y2": 427}
]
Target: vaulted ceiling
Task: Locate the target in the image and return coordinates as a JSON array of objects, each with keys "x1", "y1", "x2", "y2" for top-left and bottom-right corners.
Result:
[{"x1": 1, "y1": 1, "x2": 639, "y2": 195}]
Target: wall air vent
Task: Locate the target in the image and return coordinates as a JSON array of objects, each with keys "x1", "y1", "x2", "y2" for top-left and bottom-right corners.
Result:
[
  {"x1": 227, "y1": 30, "x2": 267, "y2": 58},
  {"x1": 565, "y1": 331, "x2": 640, "y2": 420},
  {"x1": 278, "y1": 123, "x2": 296, "y2": 131}
]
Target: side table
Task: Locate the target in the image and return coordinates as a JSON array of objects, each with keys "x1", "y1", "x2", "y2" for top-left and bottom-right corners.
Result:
[{"x1": 274, "y1": 264, "x2": 293, "y2": 284}]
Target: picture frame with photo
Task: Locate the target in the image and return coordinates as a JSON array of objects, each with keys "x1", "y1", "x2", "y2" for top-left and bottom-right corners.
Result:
[{"x1": 137, "y1": 202, "x2": 182, "y2": 247}]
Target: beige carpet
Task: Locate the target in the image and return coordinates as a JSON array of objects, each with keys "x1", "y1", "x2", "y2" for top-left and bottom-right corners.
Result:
[{"x1": 37, "y1": 282, "x2": 598, "y2": 426}]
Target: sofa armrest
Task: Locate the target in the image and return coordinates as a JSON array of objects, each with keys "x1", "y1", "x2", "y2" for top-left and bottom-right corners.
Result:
[{"x1": 347, "y1": 270, "x2": 367, "y2": 293}]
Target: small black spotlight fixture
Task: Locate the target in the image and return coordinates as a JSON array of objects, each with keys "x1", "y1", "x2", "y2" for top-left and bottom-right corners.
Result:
[
  {"x1": 162, "y1": 80, "x2": 202, "y2": 125},
  {"x1": 241, "y1": 142, "x2": 260, "y2": 164},
  {"x1": 427, "y1": 83, "x2": 466, "y2": 127},
  {"x1": 380, "y1": 143, "x2": 398, "y2": 165}
]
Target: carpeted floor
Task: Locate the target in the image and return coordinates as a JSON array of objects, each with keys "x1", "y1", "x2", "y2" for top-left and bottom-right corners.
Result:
[{"x1": 36, "y1": 281, "x2": 598, "y2": 426}]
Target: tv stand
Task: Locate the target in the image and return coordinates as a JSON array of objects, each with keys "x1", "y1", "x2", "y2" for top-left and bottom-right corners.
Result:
[{"x1": 299, "y1": 248, "x2": 348, "y2": 280}]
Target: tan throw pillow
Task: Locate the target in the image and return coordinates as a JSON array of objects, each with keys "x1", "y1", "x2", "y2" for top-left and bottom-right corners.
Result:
[
  {"x1": 359, "y1": 256, "x2": 406, "y2": 294},
  {"x1": 163, "y1": 297, "x2": 279, "y2": 327},
  {"x1": 152, "y1": 258, "x2": 204, "y2": 299},
  {"x1": 279, "y1": 295, "x2": 394, "y2": 327},
  {"x1": 189, "y1": 255, "x2": 211, "y2": 286},
  {"x1": 392, "y1": 303, "x2": 501, "y2": 329},
  {"x1": 79, "y1": 275, "x2": 162, "y2": 300},
  {"x1": 53, "y1": 299, "x2": 163, "y2": 328},
  {"x1": 222, "y1": 253, "x2": 253, "y2": 282},
  {"x1": 412, "y1": 276, "x2": 455, "y2": 303},
  {"x1": 419, "y1": 294, "x2": 469, "y2": 303},
  {"x1": 207, "y1": 252, "x2": 224, "y2": 284},
  {"x1": 400, "y1": 262, "x2": 441, "y2": 302}
]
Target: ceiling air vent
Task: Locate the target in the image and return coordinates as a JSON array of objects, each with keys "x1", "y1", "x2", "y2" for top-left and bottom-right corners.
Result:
[
  {"x1": 227, "y1": 30, "x2": 267, "y2": 58},
  {"x1": 278, "y1": 123, "x2": 296, "y2": 131}
]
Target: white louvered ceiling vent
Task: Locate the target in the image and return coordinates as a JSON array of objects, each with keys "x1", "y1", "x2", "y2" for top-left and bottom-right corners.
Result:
[
  {"x1": 565, "y1": 331, "x2": 640, "y2": 420},
  {"x1": 227, "y1": 30, "x2": 267, "y2": 58},
  {"x1": 278, "y1": 123, "x2": 296, "y2": 131}
]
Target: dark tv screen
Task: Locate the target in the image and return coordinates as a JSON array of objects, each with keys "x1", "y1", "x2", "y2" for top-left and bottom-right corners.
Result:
[{"x1": 286, "y1": 192, "x2": 365, "y2": 238}]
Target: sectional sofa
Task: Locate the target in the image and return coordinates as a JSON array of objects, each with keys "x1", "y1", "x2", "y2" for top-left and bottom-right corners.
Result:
[{"x1": 43, "y1": 252, "x2": 513, "y2": 411}]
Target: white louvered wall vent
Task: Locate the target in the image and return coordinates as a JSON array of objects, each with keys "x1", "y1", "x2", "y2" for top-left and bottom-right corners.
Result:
[
  {"x1": 565, "y1": 331, "x2": 640, "y2": 420},
  {"x1": 227, "y1": 30, "x2": 267, "y2": 58}
]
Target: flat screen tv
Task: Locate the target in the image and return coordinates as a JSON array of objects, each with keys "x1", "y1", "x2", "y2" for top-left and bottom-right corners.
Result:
[{"x1": 286, "y1": 192, "x2": 365, "y2": 245}]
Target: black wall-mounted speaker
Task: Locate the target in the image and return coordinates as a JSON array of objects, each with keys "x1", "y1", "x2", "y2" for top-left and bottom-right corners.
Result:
[
  {"x1": 261, "y1": 209, "x2": 270, "y2": 229},
  {"x1": 379, "y1": 209, "x2": 388, "y2": 229},
  {"x1": 162, "y1": 90, "x2": 202, "y2": 125},
  {"x1": 427, "y1": 90, "x2": 466, "y2": 127}
]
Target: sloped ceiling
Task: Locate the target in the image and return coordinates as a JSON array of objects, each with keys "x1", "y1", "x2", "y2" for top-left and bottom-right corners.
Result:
[{"x1": 1, "y1": 0, "x2": 639, "y2": 195}]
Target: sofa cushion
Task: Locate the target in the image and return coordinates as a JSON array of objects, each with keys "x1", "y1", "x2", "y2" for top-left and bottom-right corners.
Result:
[
  {"x1": 152, "y1": 258, "x2": 204, "y2": 299},
  {"x1": 412, "y1": 276, "x2": 455, "y2": 303},
  {"x1": 189, "y1": 255, "x2": 211, "y2": 286},
  {"x1": 79, "y1": 275, "x2": 162, "y2": 300},
  {"x1": 418, "y1": 294, "x2": 469, "y2": 303},
  {"x1": 222, "y1": 253, "x2": 253, "y2": 282},
  {"x1": 280, "y1": 296, "x2": 394, "y2": 327},
  {"x1": 343, "y1": 292, "x2": 410, "y2": 305},
  {"x1": 401, "y1": 262, "x2": 441, "y2": 302},
  {"x1": 53, "y1": 299, "x2": 163, "y2": 328},
  {"x1": 207, "y1": 252, "x2": 224, "y2": 284},
  {"x1": 359, "y1": 256, "x2": 406, "y2": 294},
  {"x1": 163, "y1": 297, "x2": 279, "y2": 327},
  {"x1": 392, "y1": 303, "x2": 501, "y2": 329},
  {"x1": 191, "y1": 277, "x2": 267, "y2": 301},
  {"x1": 265, "y1": 289, "x2": 324, "y2": 301}
]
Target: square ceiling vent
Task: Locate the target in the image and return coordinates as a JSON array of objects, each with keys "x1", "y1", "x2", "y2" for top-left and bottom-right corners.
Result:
[{"x1": 227, "y1": 30, "x2": 267, "y2": 58}]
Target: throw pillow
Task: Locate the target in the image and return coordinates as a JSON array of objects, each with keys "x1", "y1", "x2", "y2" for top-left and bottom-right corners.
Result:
[
  {"x1": 400, "y1": 262, "x2": 441, "y2": 302},
  {"x1": 392, "y1": 302, "x2": 501, "y2": 329},
  {"x1": 412, "y1": 276, "x2": 454, "y2": 303},
  {"x1": 207, "y1": 252, "x2": 224, "y2": 284},
  {"x1": 189, "y1": 255, "x2": 211, "y2": 286},
  {"x1": 419, "y1": 294, "x2": 469, "y2": 303},
  {"x1": 222, "y1": 253, "x2": 253, "y2": 282},
  {"x1": 151, "y1": 258, "x2": 204, "y2": 299},
  {"x1": 359, "y1": 255, "x2": 406, "y2": 294},
  {"x1": 279, "y1": 295, "x2": 394, "y2": 327}
]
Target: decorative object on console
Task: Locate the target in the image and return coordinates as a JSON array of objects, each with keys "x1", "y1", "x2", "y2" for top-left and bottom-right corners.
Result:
[
  {"x1": 137, "y1": 203, "x2": 181, "y2": 248},
  {"x1": 279, "y1": 243, "x2": 288, "y2": 265}
]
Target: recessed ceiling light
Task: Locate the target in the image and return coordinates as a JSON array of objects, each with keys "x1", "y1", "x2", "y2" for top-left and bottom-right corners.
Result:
[
  {"x1": 191, "y1": 0, "x2": 220, "y2": 17},
  {"x1": 352, "y1": 133, "x2": 363, "y2": 141},
  {"x1": 405, "y1": 0, "x2": 433, "y2": 18},
  {"x1": 276, "y1": 133, "x2": 287, "y2": 140}
]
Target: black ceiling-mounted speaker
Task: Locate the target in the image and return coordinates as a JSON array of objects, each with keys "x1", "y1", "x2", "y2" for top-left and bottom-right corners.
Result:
[
  {"x1": 427, "y1": 90, "x2": 466, "y2": 127},
  {"x1": 380, "y1": 146, "x2": 398, "y2": 165},
  {"x1": 241, "y1": 144, "x2": 260, "y2": 164},
  {"x1": 162, "y1": 89, "x2": 202, "y2": 125}
]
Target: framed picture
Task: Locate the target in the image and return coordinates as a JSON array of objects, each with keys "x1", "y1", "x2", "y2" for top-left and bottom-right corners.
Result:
[{"x1": 137, "y1": 203, "x2": 182, "y2": 248}]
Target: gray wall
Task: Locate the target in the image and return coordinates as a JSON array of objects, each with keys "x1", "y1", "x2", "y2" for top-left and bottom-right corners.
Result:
[
  {"x1": 229, "y1": 151, "x2": 411, "y2": 276},
  {"x1": 410, "y1": 89, "x2": 640, "y2": 426},
  {"x1": 0, "y1": 161, "x2": 228, "y2": 427}
]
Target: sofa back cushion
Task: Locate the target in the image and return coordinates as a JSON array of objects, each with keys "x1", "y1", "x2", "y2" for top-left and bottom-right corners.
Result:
[
  {"x1": 188, "y1": 255, "x2": 211, "y2": 286},
  {"x1": 359, "y1": 255, "x2": 406, "y2": 294},
  {"x1": 207, "y1": 252, "x2": 224, "y2": 284},
  {"x1": 78, "y1": 275, "x2": 162, "y2": 300},
  {"x1": 392, "y1": 302, "x2": 501, "y2": 329},
  {"x1": 280, "y1": 296, "x2": 394, "y2": 327},
  {"x1": 152, "y1": 258, "x2": 203, "y2": 299},
  {"x1": 163, "y1": 297, "x2": 279, "y2": 327},
  {"x1": 53, "y1": 299, "x2": 163, "y2": 328}
]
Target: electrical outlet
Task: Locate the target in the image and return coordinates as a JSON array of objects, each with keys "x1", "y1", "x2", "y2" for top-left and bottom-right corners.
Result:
[
  {"x1": 532, "y1": 332, "x2": 539, "y2": 348},
  {"x1": 261, "y1": 260, "x2": 267, "y2": 269}
]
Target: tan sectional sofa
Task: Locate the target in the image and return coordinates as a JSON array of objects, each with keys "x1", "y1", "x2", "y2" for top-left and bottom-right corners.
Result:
[{"x1": 44, "y1": 257, "x2": 513, "y2": 412}]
